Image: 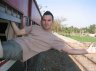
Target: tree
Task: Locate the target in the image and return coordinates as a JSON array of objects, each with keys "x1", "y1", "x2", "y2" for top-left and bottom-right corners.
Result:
[
  {"x1": 88, "y1": 24, "x2": 96, "y2": 34},
  {"x1": 52, "y1": 18, "x2": 66, "y2": 32}
]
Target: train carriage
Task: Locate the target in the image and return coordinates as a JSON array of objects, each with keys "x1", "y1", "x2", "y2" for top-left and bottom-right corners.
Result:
[{"x1": 0, "y1": 0, "x2": 41, "y2": 70}]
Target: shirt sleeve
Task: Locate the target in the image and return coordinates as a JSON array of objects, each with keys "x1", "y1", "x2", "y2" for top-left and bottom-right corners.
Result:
[
  {"x1": 52, "y1": 33, "x2": 70, "y2": 51},
  {"x1": 52, "y1": 37, "x2": 65, "y2": 51}
]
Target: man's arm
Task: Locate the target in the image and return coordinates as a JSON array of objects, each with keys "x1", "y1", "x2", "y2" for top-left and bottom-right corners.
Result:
[
  {"x1": 53, "y1": 33, "x2": 96, "y2": 54},
  {"x1": 61, "y1": 43, "x2": 96, "y2": 54},
  {"x1": 61, "y1": 47, "x2": 88, "y2": 55},
  {"x1": 11, "y1": 21, "x2": 26, "y2": 36}
]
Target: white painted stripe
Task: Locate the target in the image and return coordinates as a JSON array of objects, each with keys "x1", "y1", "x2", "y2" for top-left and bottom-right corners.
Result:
[
  {"x1": 0, "y1": 40, "x2": 3, "y2": 58},
  {"x1": 0, "y1": 60, "x2": 16, "y2": 71}
]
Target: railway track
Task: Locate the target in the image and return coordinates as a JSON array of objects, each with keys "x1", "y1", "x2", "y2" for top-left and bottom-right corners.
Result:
[
  {"x1": 63, "y1": 36, "x2": 96, "y2": 71},
  {"x1": 68, "y1": 42, "x2": 96, "y2": 71},
  {"x1": 70, "y1": 54, "x2": 96, "y2": 71}
]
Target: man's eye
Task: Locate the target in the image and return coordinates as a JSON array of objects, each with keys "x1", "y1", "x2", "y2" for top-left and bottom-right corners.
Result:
[{"x1": 48, "y1": 20, "x2": 51, "y2": 21}]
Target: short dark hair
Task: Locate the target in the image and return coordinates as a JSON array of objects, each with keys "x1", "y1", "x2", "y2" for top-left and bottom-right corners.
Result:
[{"x1": 42, "y1": 11, "x2": 54, "y2": 20}]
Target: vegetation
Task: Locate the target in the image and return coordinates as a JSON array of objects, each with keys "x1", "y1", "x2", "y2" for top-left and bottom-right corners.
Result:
[
  {"x1": 67, "y1": 35, "x2": 96, "y2": 42},
  {"x1": 52, "y1": 19, "x2": 96, "y2": 35},
  {"x1": 52, "y1": 18, "x2": 96, "y2": 42}
]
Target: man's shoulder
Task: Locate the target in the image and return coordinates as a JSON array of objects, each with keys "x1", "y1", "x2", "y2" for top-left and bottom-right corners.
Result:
[
  {"x1": 53, "y1": 32, "x2": 61, "y2": 37},
  {"x1": 51, "y1": 32, "x2": 62, "y2": 39},
  {"x1": 52, "y1": 32, "x2": 66, "y2": 41}
]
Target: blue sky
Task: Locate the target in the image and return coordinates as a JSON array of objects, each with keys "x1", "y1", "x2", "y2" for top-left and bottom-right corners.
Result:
[{"x1": 37, "y1": 0, "x2": 96, "y2": 28}]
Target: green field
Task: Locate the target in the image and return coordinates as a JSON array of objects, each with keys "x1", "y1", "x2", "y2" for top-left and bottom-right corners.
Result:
[{"x1": 66, "y1": 35, "x2": 96, "y2": 42}]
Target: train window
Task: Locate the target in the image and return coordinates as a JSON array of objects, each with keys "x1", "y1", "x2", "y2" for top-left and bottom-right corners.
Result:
[
  {"x1": 7, "y1": 6, "x2": 12, "y2": 15},
  {"x1": 17, "y1": 12, "x2": 21, "y2": 19},
  {"x1": 25, "y1": 17, "x2": 31, "y2": 26},
  {"x1": 0, "y1": 2, "x2": 6, "y2": 12},
  {"x1": 12, "y1": 10, "x2": 17, "y2": 17}
]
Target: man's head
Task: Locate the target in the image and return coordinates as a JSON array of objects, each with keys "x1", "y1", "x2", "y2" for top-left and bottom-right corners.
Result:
[{"x1": 41, "y1": 11, "x2": 54, "y2": 31}]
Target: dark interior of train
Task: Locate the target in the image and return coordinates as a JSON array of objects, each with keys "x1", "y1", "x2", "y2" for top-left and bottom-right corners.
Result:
[{"x1": 0, "y1": 22, "x2": 8, "y2": 41}]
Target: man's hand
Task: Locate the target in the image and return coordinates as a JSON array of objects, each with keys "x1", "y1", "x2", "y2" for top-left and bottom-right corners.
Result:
[
  {"x1": 11, "y1": 21, "x2": 26, "y2": 36},
  {"x1": 87, "y1": 43, "x2": 96, "y2": 53}
]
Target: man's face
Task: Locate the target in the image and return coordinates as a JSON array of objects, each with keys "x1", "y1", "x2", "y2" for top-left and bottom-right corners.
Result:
[{"x1": 41, "y1": 15, "x2": 53, "y2": 31}]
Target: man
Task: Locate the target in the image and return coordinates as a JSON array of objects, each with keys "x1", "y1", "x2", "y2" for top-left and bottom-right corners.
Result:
[{"x1": 0, "y1": 11, "x2": 96, "y2": 62}]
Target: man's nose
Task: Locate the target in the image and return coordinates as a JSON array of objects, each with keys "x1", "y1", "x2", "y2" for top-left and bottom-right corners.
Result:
[{"x1": 45, "y1": 21, "x2": 48, "y2": 24}]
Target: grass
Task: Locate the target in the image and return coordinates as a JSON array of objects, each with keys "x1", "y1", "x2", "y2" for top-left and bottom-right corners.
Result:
[{"x1": 66, "y1": 35, "x2": 96, "y2": 42}]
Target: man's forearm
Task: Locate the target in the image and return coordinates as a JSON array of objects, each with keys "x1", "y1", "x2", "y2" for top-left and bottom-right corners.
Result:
[
  {"x1": 62, "y1": 47, "x2": 88, "y2": 55},
  {"x1": 11, "y1": 22, "x2": 26, "y2": 36},
  {"x1": 67, "y1": 49, "x2": 88, "y2": 55}
]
